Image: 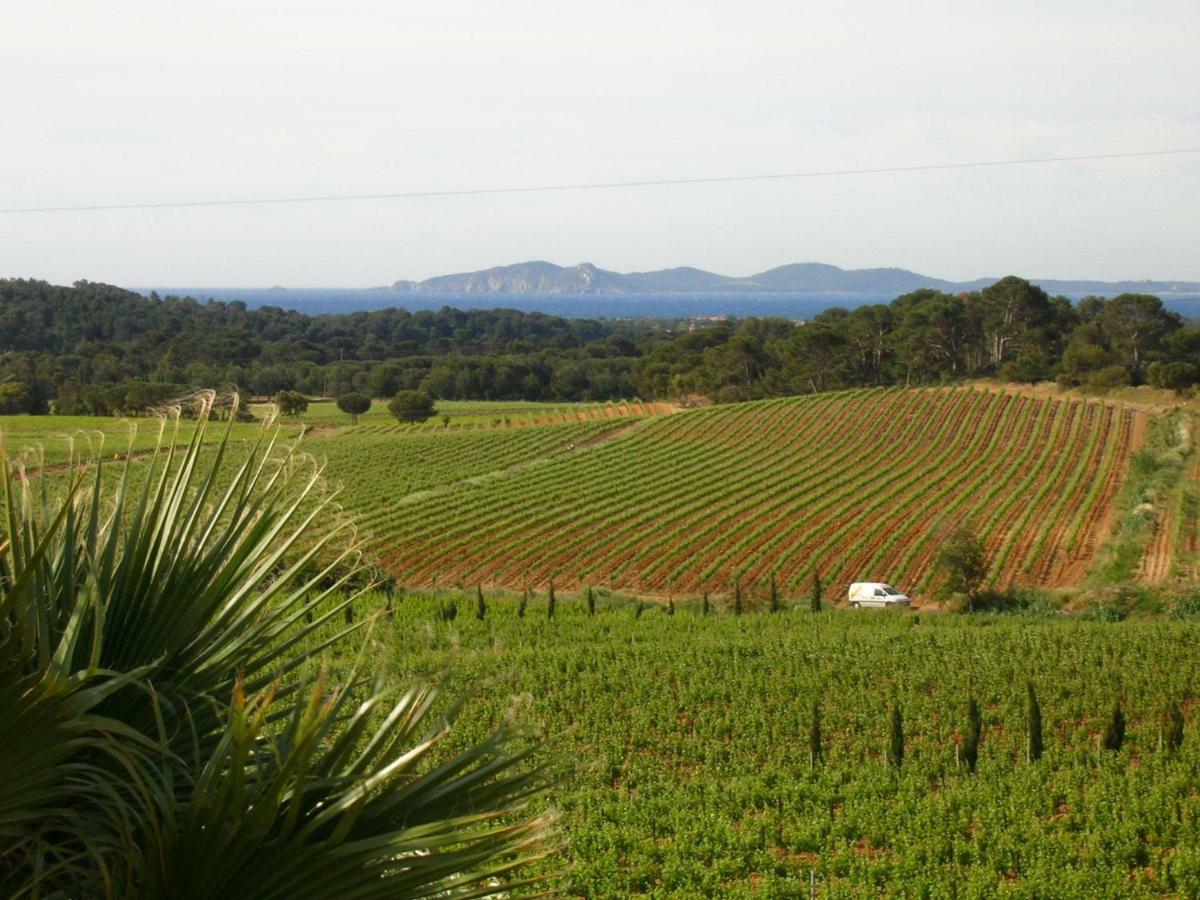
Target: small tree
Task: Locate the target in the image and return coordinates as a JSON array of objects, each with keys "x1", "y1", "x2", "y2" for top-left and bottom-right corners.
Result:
[
  {"x1": 734, "y1": 581, "x2": 743, "y2": 616},
  {"x1": 887, "y1": 704, "x2": 904, "y2": 768},
  {"x1": 518, "y1": 589, "x2": 529, "y2": 619},
  {"x1": 337, "y1": 392, "x2": 371, "y2": 425},
  {"x1": 1166, "y1": 701, "x2": 1186, "y2": 753},
  {"x1": 586, "y1": 585, "x2": 596, "y2": 617},
  {"x1": 934, "y1": 520, "x2": 987, "y2": 610},
  {"x1": 667, "y1": 597, "x2": 676, "y2": 616},
  {"x1": 1101, "y1": 702, "x2": 1126, "y2": 753},
  {"x1": 810, "y1": 571, "x2": 823, "y2": 613},
  {"x1": 769, "y1": 573, "x2": 781, "y2": 613},
  {"x1": 389, "y1": 390, "x2": 436, "y2": 424},
  {"x1": 1027, "y1": 682, "x2": 1044, "y2": 762},
  {"x1": 702, "y1": 592, "x2": 710, "y2": 616},
  {"x1": 274, "y1": 389, "x2": 308, "y2": 417},
  {"x1": 475, "y1": 585, "x2": 486, "y2": 621},
  {"x1": 809, "y1": 700, "x2": 823, "y2": 767},
  {"x1": 962, "y1": 696, "x2": 982, "y2": 773},
  {"x1": 547, "y1": 581, "x2": 556, "y2": 620}
]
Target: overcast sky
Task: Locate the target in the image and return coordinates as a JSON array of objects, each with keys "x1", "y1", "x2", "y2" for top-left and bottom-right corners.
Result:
[{"x1": 2, "y1": 0, "x2": 1198, "y2": 287}]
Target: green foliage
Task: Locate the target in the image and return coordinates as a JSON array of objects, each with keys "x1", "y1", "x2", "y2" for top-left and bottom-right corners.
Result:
[
  {"x1": 548, "y1": 581, "x2": 557, "y2": 619},
  {"x1": 1027, "y1": 682, "x2": 1044, "y2": 763},
  {"x1": 476, "y1": 584, "x2": 487, "y2": 620},
  {"x1": 587, "y1": 585, "x2": 596, "y2": 616},
  {"x1": 0, "y1": 396, "x2": 552, "y2": 896},
  {"x1": 389, "y1": 390, "x2": 437, "y2": 423},
  {"x1": 335, "y1": 391, "x2": 370, "y2": 424},
  {"x1": 274, "y1": 388, "x2": 308, "y2": 417},
  {"x1": 963, "y1": 696, "x2": 982, "y2": 773},
  {"x1": 379, "y1": 594, "x2": 1200, "y2": 894},
  {"x1": 809, "y1": 699, "x2": 823, "y2": 767},
  {"x1": 1166, "y1": 701, "x2": 1186, "y2": 753},
  {"x1": 935, "y1": 520, "x2": 987, "y2": 608},
  {"x1": 769, "y1": 572, "x2": 780, "y2": 613},
  {"x1": 810, "y1": 570, "x2": 823, "y2": 613},
  {"x1": 1101, "y1": 702, "x2": 1127, "y2": 753},
  {"x1": 887, "y1": 704, "x2": 905, "y2": 767}
]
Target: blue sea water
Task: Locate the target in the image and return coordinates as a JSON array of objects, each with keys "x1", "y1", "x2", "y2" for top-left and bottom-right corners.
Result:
[{"x1": 134, "y1": 287, "x2": 1200, "y2": 321}]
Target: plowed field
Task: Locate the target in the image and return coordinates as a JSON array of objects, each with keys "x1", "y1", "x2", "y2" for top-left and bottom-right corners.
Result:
[{"x1": 350, "y1": 387, "x2": 1144, "y2": 600}]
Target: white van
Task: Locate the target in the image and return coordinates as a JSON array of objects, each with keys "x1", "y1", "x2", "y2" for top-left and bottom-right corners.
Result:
[{"x1": 848, "y1": 583, "x2": 911, "y2": 609}]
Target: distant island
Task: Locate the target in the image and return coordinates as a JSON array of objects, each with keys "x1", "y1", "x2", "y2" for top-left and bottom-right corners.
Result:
[{"x1": 392, "y1": 260, "x2": 1200, "y2": 297}]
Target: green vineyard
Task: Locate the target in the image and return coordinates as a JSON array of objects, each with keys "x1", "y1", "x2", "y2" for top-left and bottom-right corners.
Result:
[{"x1": 357, "y1": 387, "x2": 1143, "y2": 598}]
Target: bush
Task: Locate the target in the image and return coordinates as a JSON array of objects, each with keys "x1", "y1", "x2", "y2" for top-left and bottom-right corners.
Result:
[
  {"x1": 389, "y1": 390, "x2": 436, "y2": 423},
  {"x1": 1086, "y1": 365, "x2": 1132, "y2": 393},
  {"x1": 275, "y1": 389, "x2": 308, "y2": 416},
  {"x1": 1168, "y1": 591, "x2": 1200, "y2": 620}
]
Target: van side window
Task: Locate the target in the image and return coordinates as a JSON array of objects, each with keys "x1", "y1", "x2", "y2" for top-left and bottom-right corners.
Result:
[{"x1": 874, "y1": 588, "x2": 886, "y2": 597}]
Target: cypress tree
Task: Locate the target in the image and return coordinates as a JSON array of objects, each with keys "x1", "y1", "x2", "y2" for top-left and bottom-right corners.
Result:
[
  {"x1": 547, "y1": 581, "x2": 556, "y2": 620},
  {"x1": 702, "y1": 592, "x2": 710, "y2": 615},
  {"x1": 518, "y1": 588, "x2": 528, "y2": 618},
  {"x1": 769, "y1": 573, "x2": 781, "y2": 613},
  {"x1": 809, "y1": 699, "x2": 823, "y2": 767},
  {"x1": 586, "y1": 585, "x2": 596, "y2": 616},
  {"x1": 1027, "y1": 682, "x2": 1043, "y2": 763},
  {"x1": 1166, "y1": 701, "x2": 1185, "y2": 753},
  {"x1": 962, "y1": 696, "x2": 982, "y2": 773},
  {"x1": 1101, "y1": 702, "x2": 1126, "y2": 753},
  {"x1": 475, "y1": 585, "x2": 486, "y2": 621},
  {"x1": 887, "y1": 704, "x2": 904, "y2": 768},
  {"x1": 734, "y1": 581, "x2": 743, "y2": 616},
  {"x1": 811, "y1": 571, "x2": 823, "y2": 613},
  {"x1": 667, "y1": 597, "x2": 676, "y2": 616},
  {"x1": 635, "y1": 599, "x2": 646, "y2": 619}
]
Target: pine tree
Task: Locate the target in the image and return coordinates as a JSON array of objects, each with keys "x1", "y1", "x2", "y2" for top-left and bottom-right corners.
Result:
[
  {"x1": 811, "y1": 571, "x2": 823, "y2": 613},
  {"x1": 887, "y1": 704, "x2": 904, "y2": 768},
  {"x1": 475, "y1": 585, "x2": 486, "y2": 621},
  {"x1": 769, "y1": 573, "x2": 781, "y2": 613},
  {"x1": 1101, "y1": 702, "x2": 1126, "y2": 753},
  {"x1": 1166, "y1": 701, "x2": 1185, "y2": 753},
  {"x1": 1027, "y1": 682, "x2": 1043, "y2": 763},
  {"x1": 809, "y1": 699, "x2": 823, "y2": 767},
  {"x1": 547, "y1": 581, "x2": 556, "y2": 620},
  {"x1": 586, "y1": 585, "x2": 596, "y2": 616},
  {"x1": 962, "y1": 696, "x2": 982, "y2": 773}
]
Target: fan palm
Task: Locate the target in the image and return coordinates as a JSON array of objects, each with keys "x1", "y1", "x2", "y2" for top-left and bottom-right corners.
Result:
[{"x1": 0, "y1": 393, "x2": 554, "y2": 898}]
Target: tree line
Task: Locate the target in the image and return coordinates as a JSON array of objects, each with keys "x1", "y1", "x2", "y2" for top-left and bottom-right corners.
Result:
[{"x1": 1, "y1": 276, "x2": 1197, "y2": 415}]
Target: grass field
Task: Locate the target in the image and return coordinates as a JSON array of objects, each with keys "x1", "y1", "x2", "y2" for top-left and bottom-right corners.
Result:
[{"x1": 353, "y1": 591, "x2": 1200, "y2": 897}]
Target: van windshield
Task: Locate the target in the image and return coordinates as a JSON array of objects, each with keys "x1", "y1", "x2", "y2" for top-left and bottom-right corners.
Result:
[{"x1": 885, "y1": 587, "x2": 903, "y2": 596}]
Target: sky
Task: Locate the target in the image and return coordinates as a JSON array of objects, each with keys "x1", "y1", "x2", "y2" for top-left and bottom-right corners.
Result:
[{"x1": 2, "y1": 0, "x2": 1198, "y2": 287}]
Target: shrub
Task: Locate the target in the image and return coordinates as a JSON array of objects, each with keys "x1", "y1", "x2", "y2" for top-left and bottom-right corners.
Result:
[
  {"x1": 887, "y1": 704, "x2": 905, "y2": 768},
  {"x1": 1101, "y1": 702, "x2": 1126, "y2": 753},
  {"x1": 962, "y1": 696, "x2": 982, "y2": 773},
  {"x1": 274, "y1": 389, "x2": 308, "y2": 416},
  {"x1": 1027, "y1": 683, "x2": 1044, "y2": 762},
  {"x1": 0, "y1": 394, "x2": 552, "y2": 896},
  {"x1": 389, "y1": 390, "x2": 437, "y2": 423}
]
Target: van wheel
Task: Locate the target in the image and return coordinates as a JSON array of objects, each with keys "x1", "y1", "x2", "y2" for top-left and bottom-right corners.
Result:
[{"x1": 852, "y1": 602, "x2": 860, "y2": 609}]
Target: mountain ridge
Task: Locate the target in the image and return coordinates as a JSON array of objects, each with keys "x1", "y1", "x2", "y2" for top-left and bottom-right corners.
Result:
[{"x1": 391, "y1": 261, "x2": 1200, "y2": 296}]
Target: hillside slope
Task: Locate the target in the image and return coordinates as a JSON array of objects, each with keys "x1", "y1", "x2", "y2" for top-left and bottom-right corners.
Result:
[{"x1": 358, "y1": 387, "x2": 1145, "y2": 599}]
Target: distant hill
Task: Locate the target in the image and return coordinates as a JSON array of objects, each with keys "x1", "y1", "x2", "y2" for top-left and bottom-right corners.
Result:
[{"x1": 392, "y1": 261, "x2": 1200, "y2": 296}]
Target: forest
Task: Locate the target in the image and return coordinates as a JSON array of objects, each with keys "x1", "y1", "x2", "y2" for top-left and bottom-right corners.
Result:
[{"x1": 0, "y1": 276, "x2": 1195, "y2": 414}]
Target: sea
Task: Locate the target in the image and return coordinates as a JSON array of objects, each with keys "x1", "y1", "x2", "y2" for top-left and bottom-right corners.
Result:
[{"x1": 134, "y1": 287, "x2": 1200, "y2": 321}]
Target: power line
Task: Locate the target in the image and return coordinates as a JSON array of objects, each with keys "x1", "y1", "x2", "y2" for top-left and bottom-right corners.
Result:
[{"x1": 2, "y1": 147, "x2": 1197, "y2": 215}]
